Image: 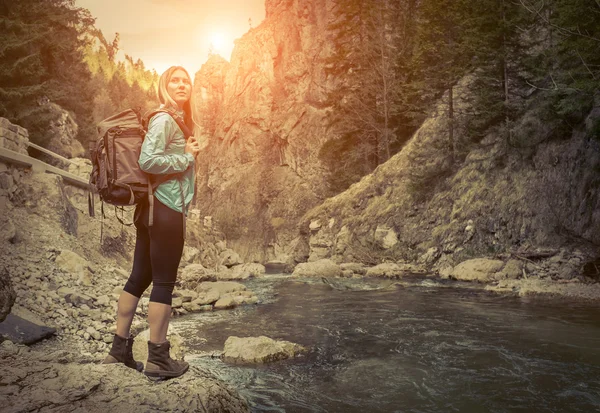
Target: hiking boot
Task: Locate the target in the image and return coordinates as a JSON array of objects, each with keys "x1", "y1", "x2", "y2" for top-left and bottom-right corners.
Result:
[
  {"x1": 144, "y1": 340, "x2": 189, "y2": 379},
  {"x1": 102, "y1": 334, "x2": 144, "y2": 372}
]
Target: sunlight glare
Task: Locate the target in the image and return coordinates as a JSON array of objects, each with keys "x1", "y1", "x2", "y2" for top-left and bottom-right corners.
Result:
[{"x1": 210, "y1": 32, "x2": 226, "y2": 53}]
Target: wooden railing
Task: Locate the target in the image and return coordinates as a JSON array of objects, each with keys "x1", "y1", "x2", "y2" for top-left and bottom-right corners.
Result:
[{"x1": 0, "y1": 144, "x2": 91, "y2": 190}]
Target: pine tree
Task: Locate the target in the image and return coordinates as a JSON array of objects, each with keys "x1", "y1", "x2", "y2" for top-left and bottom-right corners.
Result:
[
  {"x1": 518, "y1": 0, "x2": 600, "y2": 134},
  {"x1": 0, "y1": 0, "x2": 95, "y2": 147},
  {"x1": 409, "y1": 0, "x2": 472, "y2": 162},
  {"x1": 321, "y1": 0, "x2": 413, "y2": 194},
  {"x1": 459, "y1": 0, "x2": 531, "y2": 146}
]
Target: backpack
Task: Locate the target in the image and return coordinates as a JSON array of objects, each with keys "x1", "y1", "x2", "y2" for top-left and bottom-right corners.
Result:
[{"x1": 88, "y1": 108, "x2": 192, "y2": 227}]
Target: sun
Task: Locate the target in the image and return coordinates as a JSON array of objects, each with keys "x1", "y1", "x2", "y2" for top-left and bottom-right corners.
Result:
[
  {"x1": 193, "y1": 25, "x2": 235, "y2": 60},
  {"x1": 209, "y1": 32, "x2": 226, "y2": 54}
]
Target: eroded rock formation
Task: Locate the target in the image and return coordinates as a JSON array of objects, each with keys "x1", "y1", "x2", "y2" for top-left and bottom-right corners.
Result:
[{"x1": 193, "y1": 0, "x2": 336, "y2": 263}]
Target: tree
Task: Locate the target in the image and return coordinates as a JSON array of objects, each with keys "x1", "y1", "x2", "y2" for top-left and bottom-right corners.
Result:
[
  {"x1": 518, "y1": 0, "x2": 600, "y2": 133},
  {"x1": 0, "y1": 0, "x2": 96, "y2": 147},
  {"x1": 322, "y1": 0, "x2": 413, "y2": 193},
  {"x1": 410, "y1": 0, "x2": 472, "y2": 162},
  {"x1": 458, "y1": 0, "x2": 531, "y2": 145}
]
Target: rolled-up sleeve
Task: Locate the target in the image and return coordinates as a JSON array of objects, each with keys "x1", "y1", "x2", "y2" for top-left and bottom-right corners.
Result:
[{"x1": 138, "y1": 113, "x2": 194, "y2": 174}]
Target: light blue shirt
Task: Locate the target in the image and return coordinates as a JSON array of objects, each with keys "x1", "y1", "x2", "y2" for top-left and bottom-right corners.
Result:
[{"x1": 138, "y1": 111, "x2": 195, "y2": 214}]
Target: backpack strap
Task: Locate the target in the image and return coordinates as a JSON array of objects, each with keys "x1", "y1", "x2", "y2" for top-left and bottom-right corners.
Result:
[
  {"x1": 143, "y1": 108, "x2": 193, "y2": 139},
  {"x1": 143, "y1": 107, "x2": 193, "y2": 188},
  {"x1": 143, "y1": 108, "x2": 193, "y2": 234}
]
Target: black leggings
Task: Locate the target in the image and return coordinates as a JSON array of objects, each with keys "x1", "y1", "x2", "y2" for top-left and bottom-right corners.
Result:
[{"x1": 123, "y1": 197, "x2": 184, "y2": 305}]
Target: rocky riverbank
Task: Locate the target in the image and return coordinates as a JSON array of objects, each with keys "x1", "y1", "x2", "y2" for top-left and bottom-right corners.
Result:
[
  {"x1": 1, "y1": 141, "x2": 599, "y2": 412},
  {"x1": 0, "y1": 162, "x2": 261, "y2": 412}
]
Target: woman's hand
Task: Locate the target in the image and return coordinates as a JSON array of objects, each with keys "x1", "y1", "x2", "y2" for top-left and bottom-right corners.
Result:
[{"x1": 184, "y1": 136, "x2": 200, "y2": 157}]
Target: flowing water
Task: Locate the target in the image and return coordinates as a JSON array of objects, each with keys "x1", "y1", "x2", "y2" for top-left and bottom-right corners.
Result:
[{"x1": 175, "y1": 275, "x2": 600, "y2": 413}]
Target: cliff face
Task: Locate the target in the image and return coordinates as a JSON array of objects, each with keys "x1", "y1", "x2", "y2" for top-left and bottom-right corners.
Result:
[
  {"x1": 192, "y1": 0, "x2": 600, "y2": 270},
  {"x1": 300, "y1": 76, "x2": 600, "y2": 271},
  {"x1": 193, "y1": 0, "x2": 335, "y2": 262}
]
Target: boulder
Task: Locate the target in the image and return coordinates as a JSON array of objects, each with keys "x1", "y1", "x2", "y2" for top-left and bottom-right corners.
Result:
[
  {"x1": 365, "y1": 263, "x2": 413, "y2": 278},
  {"x1": 181, "y1": 246, "x2": 201, "y2": 265},
  {"x1": 55, "y1": 250, "x2": 89, "y2": 275},
  {"x1": 450, "y1": 258, "x2": 505, "y2": 282},
  {"x1": 220, "y1": 249, "x2": 243, "y2": 268},
  {"x1": 292, "y1": 259, "x2": 342, "y2": 278},
  {"x1": 196, "y1": 281, "x2": 247, "y2": 296},
  {"x1": 339, "y1": 262, "x2": 367, "y2": 275},
  {"x1": 0, "y1": 344, "x2": 249, "y2": 413},
  {"x1": 222, "y1": 336, "x2": 306, "y2": 364},
  {"x1": 179, "y1": 264, "x2": 217, "y2": 290},
  {"x1": 374, "y1": 225, "x2": 398, "y2": 250},
  {"x1": 496, "y1": 259, "x2": 523, "y2": 280},
  {"x1": 222, "y1": 263, "x2": 266, "y2": 280},
  {"x1": 214, "y1": 295, "x2": 236, "y2": 310}
]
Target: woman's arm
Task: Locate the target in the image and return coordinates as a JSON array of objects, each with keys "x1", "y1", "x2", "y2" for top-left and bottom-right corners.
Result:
[{"x1": 138, "y1": 113, "x2": 194, "y2": 175}]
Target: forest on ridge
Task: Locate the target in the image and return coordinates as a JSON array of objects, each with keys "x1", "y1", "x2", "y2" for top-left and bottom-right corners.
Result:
[
  {"x1": 0, "y1": 0, "x2": 598, "y2": 194},
  {"x1": 321, "y1": 0, "x2": 600, "y2": 194},
  {"x1": 0, "y1": 0, "x2": 159, "y2": 152}
]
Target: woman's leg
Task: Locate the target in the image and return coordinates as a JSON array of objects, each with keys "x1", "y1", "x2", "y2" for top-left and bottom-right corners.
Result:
[
  {"x1": 118, "y1": 207, "x2": 153, "y2": 337},
  {"x1": 144, "y1": 199, "x2": 188, "y2": 378},
  {"x1": 147, "y1": 199, "x2": 185, "y2": 342},
  {"x1": 104, "y1": 204, "x2": 152, "y2": 371},
  {"x1": 115, "y1": 291, "x2": 141, "y2": 338},
  {"x1": 148, "y1": 302, "x2": 172, "y2": 343}
]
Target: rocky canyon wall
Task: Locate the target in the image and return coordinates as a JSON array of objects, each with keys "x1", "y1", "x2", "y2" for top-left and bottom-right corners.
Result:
[
  {"x1": 192, "y1": 0, "x2": 336, "y2": 263},
  {"x1": 300, "y1": 75, "x2": 600, "y2": 273}
]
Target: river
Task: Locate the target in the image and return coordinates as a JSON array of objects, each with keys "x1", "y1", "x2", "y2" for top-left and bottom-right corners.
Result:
[{"x1": 175, "y1": 275, "x2": 600, "y2": 413}]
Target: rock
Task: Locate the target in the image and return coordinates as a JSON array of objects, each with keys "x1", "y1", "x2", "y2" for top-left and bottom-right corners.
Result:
[
  {"x1": 173, "y1": 289, "x2": 198, "y2": 303},
  {"x1": 0, "y1": 347, "x2": 249, "y2": 412},
  {"x1": 192, "y1": 290, "x2": 221, "y2": 306},
  {"x1": 0, "y1": 314, "x2": 56, "y2": 344},
  {"x1": 0, "y1": 215, "x2": 16, "y2": 243},
  {"x1": 497, "y1": 259, "x2": 523, "y2": 280},
  {"x1": 95, "y1": 295, "x2": 111, "y2": 307},
  {"x1": 67, "y1": 158, "x2": 92, "y2": 179},
  {"x1": 85, "y1": 326, "x2": 101, "y2": 341},
  {"x1": 418, "y1": 247, "x2": 441, "y2": 266},
  {"x1": 365, "y1": 263, "x2": 415, "y2": 278},
  {"x1": 374, "y1": 225, "x2": 398, "y2": 249},
  {"x1": 181, "y1": 246, "x2": 200, "y2": 265},
  {"x1": 14, "y1": 173, "x2": 79, "y2": 235},
  {"x1": 57, "y1": 287, "x2": 94, "y2": 307},
  {"x1": 292, "y1": 259, "x2": 342, "y2": 278},
  {"x1": 220, "y1": 249, "x2": 243, "y2": 268},
  {"x1": 55, "y1": 249, "x2": 89, "y2": 277},
  {"x1": 451, "y1": 259, "x2": 505, "y2": 282},
  {"x1": 309, "y1": 220, "x2": 322, "y2": 231},
  {"x1": 196, "y1": 281, "x2": 247, "y2": 296},
  {"x1": 223, "y1": 263, "x2": 266, "y2": 280},
  {"x1": 222, "y1": 336, "x2": 306, "y2": 364},
  {"x1": 334, "y1": 226, "x2": 351, "y2": 255},
  {"x1": 0, "y1": 267, "x2": 16, "y2": 322},
  {"x1": 180, "y1": 263, "x2": 217, "y2": 287},
  {"x1": 339, "y1": 262, "x2": 367, "y2": 275},
  {"x1": 44, "y1": 103, "x2": 84, "y2": 159},
  {"x1": 172, "y1": 297, "x2": 184, "y2": 309},
  {"x1": 308, "y1": 230, "x2": 333, "y2": 262},
  {"x1": 214, "y1": 295, "x2": 236, "y2": 310}
]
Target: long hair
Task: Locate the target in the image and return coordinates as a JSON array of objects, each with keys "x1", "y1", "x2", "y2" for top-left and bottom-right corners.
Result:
[{"x1": 157, "y1": 66, "x2": 197, "y2": 132}]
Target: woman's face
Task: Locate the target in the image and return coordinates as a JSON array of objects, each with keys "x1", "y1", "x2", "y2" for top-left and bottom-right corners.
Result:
[{"x1": 167, "y1": 69, "x2": 192, "y2": 109}]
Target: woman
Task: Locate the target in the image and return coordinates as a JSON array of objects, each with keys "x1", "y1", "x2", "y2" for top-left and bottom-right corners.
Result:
[{"x1": 103, "y1": 66, "x2": 200, "y2": 379}]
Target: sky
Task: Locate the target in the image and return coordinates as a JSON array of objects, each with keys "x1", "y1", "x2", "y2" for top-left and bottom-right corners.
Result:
[{"x1": 76, "y1": 0, "x2": 266, "y2": 74}]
